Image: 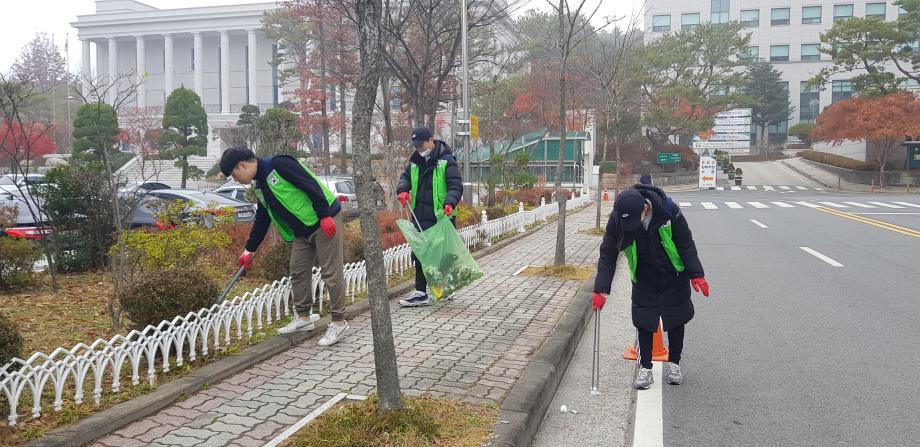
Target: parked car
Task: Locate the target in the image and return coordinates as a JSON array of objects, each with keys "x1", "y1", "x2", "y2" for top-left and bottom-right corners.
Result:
[
  {"x1": 128, "y1": 189, "x2": 257, "y2": 229},
  {"x1": 0, "y1": 173, "x2": 46, "y2": 196},
  {"x1": 214, "y1": 181, "x2": 253, "y2": 204},
  {"x1": 118, "y1": 181, "x2": 171, "y2": 196},
  {"x1": 1, "y1": 191, "x2": 52, "y2": 240},
  {"x1": 317, "y1": 175, "x2": 386, "y2": 218}
]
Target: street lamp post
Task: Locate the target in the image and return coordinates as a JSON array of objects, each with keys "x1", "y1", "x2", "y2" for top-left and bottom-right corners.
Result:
[
  {"x1": 460, "y1": 0, "x2": 472, "y2": 205},
  {"x1": 809, "y1": 99, "x2": 818, "y2": 124}
]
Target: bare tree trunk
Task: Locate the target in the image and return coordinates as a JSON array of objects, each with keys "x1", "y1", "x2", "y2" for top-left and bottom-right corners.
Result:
[
  {"x1": 596, "y1": 103, "x2": 611, "y2": 229},
  {"x1": 339, "y1": 84, "x2": 347, "y2": 173},
  {"x1": 553, "y1": 0, "x2": 568, "y2": 266},
  {"x1": 353, "y1": 0, "x2": 403, "y2": 412},
  {"x1": 318, "y1": 12, "x2": 332, "y2": 175}
]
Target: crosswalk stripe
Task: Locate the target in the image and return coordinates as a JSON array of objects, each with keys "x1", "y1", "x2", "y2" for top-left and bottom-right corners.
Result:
[
  {"x1": 679, "y1": 202, "x2": 692, "y2": 207},
  {"x1": 716, "y1": 187, "x2": 725, "y2": 191},
  {"x1": 731, "y1": 186, "x2": 741, "y2": 191},
  {"x1": 779, "y1": 186, "x2": 791, "y2": 190},
  {"x1": 763, "y1": 186, "x2": 775, "y2": 191},
  {"x1": 795, "y1": 186, "x2": 809, "y2": 190},
  {"x1": 771, "y1": 201, "x2": 794, "y2": 208},
  {"x1": 814, "y1": 187, "x2": 825, "y2": 191},
  {"x1": 843, "y1": 202, "x2": 876, "y2": 208},
  {"x1": 702, "y1": 202, "x2": 718, "y2": 210},
  {"x1": 748, "y1": 202, "x2": 769, "y2": 209},
  {"x1": 746, "y1": 185, "x2": 757, "y2": 190},
  {"x1": 796, "y1": 201, "x2": 822, "y2": 208},
  {"x1": 726, "y1": 201, "x2": 743, "y2": 209},
  {"x1": 868, "y1": 202, "x2": 905, "y2": 209},
  {"x1": 818, "y1": 201, "x2": 848, "y2": 208},
  {"x1": 892, "y1": 201, "x2": 920, "y2": 209}
]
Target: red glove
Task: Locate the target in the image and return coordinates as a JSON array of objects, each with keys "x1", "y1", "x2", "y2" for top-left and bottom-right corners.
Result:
[
  {"x1": 592, "y1": 292, "x2": 606, "y2": 311},
  {"x1": 397, "y1": 192, "x2": 411, "y2": 207},
  {"x1": 320, "y1": 216, "x2": 336, "y2": 238},
  {"x1": 444, "y1": 204, "x2": 453, "y2": 216},
  {"x1": 238, "y1": 250, "x2": 254, "y2": 271},
  {"x1": 691, "y1": 277, "x2": 709, "y2": 297}
]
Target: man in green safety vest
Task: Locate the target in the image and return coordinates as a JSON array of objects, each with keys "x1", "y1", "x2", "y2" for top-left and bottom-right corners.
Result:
[
  {"x1": 395, "y1": 127, "x2": 464, "y2": 307},
  {"x1": 220, "y1": 147, "x2": 350, "y2": 347},
  {"x1": 593, "y1": 185, "x2": 710, "y2": 389}
]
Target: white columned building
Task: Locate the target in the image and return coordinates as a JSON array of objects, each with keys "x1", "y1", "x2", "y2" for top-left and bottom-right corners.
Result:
[{"x1": 72, "y1": 0, "x2": 287, "y2": 159}]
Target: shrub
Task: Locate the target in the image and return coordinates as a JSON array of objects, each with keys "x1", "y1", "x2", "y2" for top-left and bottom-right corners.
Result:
[
  {"x1": 257, "y1": 242, "x2": 291, "y2": 281},
  {"x1": 0, "y1": 237, "x2": 42, "y2": 288},
  {"x1": 797, "y1": 150, "x2": 877, "y2": 171},
  {"x1": 455, "y1": 204, "x2": 478, "y2": 228},
  {"x1": 515, "y1": 189, "x2": 543, "y2": 207},
  {"x1": 121, "y1": 268, "x2": 221, "y2": 329},
  {"x1": 484, "y1": 206, "x2": 508, "y2": 219},
  {"x1": 788, "y1": 122, "x2": 815, "y2": 145},
  {"x1": 0, "y1": 313, "x2": 24, "y2": 366}
]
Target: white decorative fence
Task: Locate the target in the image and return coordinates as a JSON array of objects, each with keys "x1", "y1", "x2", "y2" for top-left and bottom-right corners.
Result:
[{"x1": 0, "y1": 193, "x2": 591, "y2": 427}]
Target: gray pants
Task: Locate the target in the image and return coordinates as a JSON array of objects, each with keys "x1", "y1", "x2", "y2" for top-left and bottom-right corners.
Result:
[{"x1": 289, "y1": 213, "x2": 346, "y2": 321}]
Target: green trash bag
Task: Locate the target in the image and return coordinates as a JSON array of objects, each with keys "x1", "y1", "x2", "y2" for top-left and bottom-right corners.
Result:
[{"x1": 397, "y1": 216, "x2": 483, "y2": 301}]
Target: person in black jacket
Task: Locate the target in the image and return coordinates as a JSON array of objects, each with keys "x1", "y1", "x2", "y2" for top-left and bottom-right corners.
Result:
[
  {"x1": 220, "y1": 147, "x2": 350, "y2": 347},
  {"x1": 593, "y1": 184, "x2": 710, "y2": 389},
  {"x1": 395, "y1": 127, "x2": 463, "y2": 307}
]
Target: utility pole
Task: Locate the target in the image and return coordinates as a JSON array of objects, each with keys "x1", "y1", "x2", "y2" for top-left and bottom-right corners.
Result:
[{"x1": 460, "y1": 0, "x2": 472, "y2": 205}]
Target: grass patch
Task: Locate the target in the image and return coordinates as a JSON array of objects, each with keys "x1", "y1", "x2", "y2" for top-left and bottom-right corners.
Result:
[
  {"x1": 280, "y1": 395, "x2": 498, "y2": 447},
  {"x1": 578, "y1": 227, "x2": 606, "y2": 237},
  {"x1": 520, "y1": 265, "x2": 593, "y2": 281}
]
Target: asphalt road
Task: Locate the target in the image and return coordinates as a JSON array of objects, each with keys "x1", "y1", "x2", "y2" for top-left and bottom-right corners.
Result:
[
  {"x1": 533, "y1": 161, "x2": 920, "y2": 446},
  {"x1": 663, "y1": 180, "x2": 920, "y2": 445}
]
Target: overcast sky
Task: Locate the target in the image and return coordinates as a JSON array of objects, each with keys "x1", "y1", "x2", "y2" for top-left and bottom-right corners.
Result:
[{"x1": 0, "y1": 0, "x2": 643, "y2": 73}]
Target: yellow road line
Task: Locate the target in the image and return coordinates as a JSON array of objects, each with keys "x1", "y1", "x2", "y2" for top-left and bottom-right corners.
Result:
[{"x1": 816, "y1": 207, "x2": 920, "y2": 238}]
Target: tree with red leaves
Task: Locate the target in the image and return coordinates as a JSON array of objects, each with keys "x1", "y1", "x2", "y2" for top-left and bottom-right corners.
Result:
[
  {"x1": 0, "y1": 120, "x2": 56, "y2": 170},
  {"x1": 812, "y1": 92, "x2": 920, "y2": 187}
]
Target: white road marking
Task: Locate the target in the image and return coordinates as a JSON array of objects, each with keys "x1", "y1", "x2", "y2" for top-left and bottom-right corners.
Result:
[
  {"x1": 716, "y1": 187, "x2": 725, "y2": 191},
  {"x1": 778, "y1": 163, "x2": 822, "y2": 188},
  {"x1": 795, "y1": 186, "x2": 809, "y2": 190},
  {"x1": 264, "y1": 393, "x2": 367, "y2": 447},
  {"x1": 632, "y1": 362, "x2": 664, "y2": 447},
  {"x1": 814, "y1": 187, "x2": 825, "y2": 191},
  {"x1": 799, "y1": 247, "x2": 845, "y2": 267},
  {"x1": 795, "y1": 201, "x2": 822, "y2": 208},
  {"x1": 679, "y1": 202, "x2": 692, "y2": 207},
  {"x1": 750, "y1": 219, "x2": 768, "y2": 228},
  {"x1": 892, "y1": 201, "x2": 920, "y2": 209},
  {"x1": 779, "y1": 186, "x2": 791, "y2": 190},
  {"x1": 818, "y1": 201, "x2": 848, "y2": 208},
  {"x1": 726, "y1": 201, "x2": 743, "y2": 209},
  {"x1": 731, "y1": 186, "x2": 741, "y2": 191},
  {"x1": 702, "y1": 202, "x2": 718, "y2": 210},
  {"x1": 512, "y1": 266, "x2": 528, "y2": 276},
  {"x1": 747, "y1": 202, "x2": 769, "y2": 209},
  {"x1": 771, "y1": 201, "x2": 794, "y2": 208},
  {"x1": 843, "y1": 202, "x2": 876, "y2": 208},
  {"x1": 763, "y1": 186, "x2": 775, "y2": 191},
  {"x1": 746, "y1": 185, "x2": 757, "y2": 190},
  {"x1": 868, "y1": 202, "x2": 905, "y2": 209}
]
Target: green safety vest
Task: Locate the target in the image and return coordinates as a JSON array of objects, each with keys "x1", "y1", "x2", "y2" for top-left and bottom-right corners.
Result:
[
  {"x1": 410, "y1": 159, "x2": 457, "y2": 219},
  {"x1": 254, "y1": 160, "x2": 337, "y2": 242},
  {"x1": 623, "y1": 220, "x2": 685, "y2": 283}
]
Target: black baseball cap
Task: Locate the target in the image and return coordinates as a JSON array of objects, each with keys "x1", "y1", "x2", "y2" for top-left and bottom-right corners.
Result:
[
  {"x1": 614, "y1": 189, "x2": 647, "y2": 231},
  {"x1": 220, "y1": 147, "x2": 256, "y2": 177},
  {"x1": 410, "y1": 127, "x2": 433, "y2": 148}
]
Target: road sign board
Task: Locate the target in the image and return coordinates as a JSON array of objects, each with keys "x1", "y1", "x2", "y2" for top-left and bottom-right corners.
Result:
[
  {"x1": 716, "y1": 108, "x2": 752, "y2": 118},
  {"x1": 657, "y1": 152, "x2": 682, "y2": 164},
  {"x1": 699, "y1": 156, "x2": 717, "y2": 188},
  {"x1": 714, "y1": 117, "x2": 752, "y2": 125},
  {"x1": 713, "y1": 125, "x2": 753, "y2": 133},
  {"x1": 708, "y1": 133, "x2": 751, "y2": 141},
  {"x1": 693, "y1": 141, "x2": 751, "y2": 149}
]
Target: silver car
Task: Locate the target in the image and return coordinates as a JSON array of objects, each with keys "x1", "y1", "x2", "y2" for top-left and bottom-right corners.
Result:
[{"x1": 131, "y1": 189, "x2": 257, "y2": 228}]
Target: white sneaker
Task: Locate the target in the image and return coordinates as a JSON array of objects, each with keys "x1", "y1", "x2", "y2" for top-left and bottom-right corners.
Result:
[
  {"x1": 278, "y1": 314, "x2": 320, "y2": 334},
  {"x1": 318, "y1": 321, "x2": 350, "y2": 347},
  {"x1": 398, "y1": 291, "x2": 431, "y2": 307}
]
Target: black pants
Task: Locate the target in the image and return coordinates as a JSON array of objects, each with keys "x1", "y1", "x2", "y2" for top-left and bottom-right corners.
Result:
[
  {"x1": 637, "y1": 324, "x2": 685, "y2": 369},
  {"x1": 413, "y1": 253, "x2": 427, "y2": 292}
]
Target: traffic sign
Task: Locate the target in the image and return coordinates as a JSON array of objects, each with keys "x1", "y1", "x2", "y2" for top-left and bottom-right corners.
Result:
[
  {"x1": 716, "y1": 108, "x2": 752, "y2": 118},
  {"x1": 470, "y1": 114, "x2": 480, "y2": 140},
  {"x1": 699, "y1": 156, "x2": 717, "y2": 189},
  {"x1": 693, "y1": 141, "x2": 751, "y2": 149},
  {"x1": 714, "y1": 117, "x2": 752, "y2": 125},
  {"x1": 657, "y1": 152, "x2": 682, "y2": 164},
  {"x1": 713, "y1": 125, "x2": 753, "y2": 133}
]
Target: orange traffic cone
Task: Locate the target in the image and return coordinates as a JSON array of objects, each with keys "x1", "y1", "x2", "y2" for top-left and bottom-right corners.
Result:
[
  {"x1": 623, "y1": 321, "x2": 669, "y2": 362},
  {"x1": 603, "y1": 188, "x2": 609, "y2": 201}
]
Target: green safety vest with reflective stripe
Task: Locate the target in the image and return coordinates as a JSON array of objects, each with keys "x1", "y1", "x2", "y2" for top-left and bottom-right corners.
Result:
[
  {"x1": 254, "y1": 160, "x2": 337, "y2": 242},
  {"x1": 410, "y1": 159, "x2": 457, "y2": 219},
  {"x1": 623, "y1": 220, "x2": 685, "y2": 283}
]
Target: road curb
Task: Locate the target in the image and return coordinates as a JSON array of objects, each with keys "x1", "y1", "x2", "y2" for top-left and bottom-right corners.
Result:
[
  {"x1": 27, "y1": 205, "x2": 580, "y2": 447},
  {"x1": 488, "y1": 273, "x2": 596, "y2": 447}
]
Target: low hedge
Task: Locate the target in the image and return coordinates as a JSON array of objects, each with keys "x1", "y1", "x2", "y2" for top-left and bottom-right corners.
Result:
[{"x1": 797, "y1": 150, "x2": 877, "y2": 171}]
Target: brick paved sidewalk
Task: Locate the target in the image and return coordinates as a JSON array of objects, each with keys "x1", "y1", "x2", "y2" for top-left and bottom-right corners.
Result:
[{"x1": 93, "y1": 203, "x2": 609, "y2": 447}]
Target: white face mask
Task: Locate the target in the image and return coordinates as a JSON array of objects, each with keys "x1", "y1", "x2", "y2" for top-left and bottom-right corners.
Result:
[{"x1": 418, "y1": 148, "x2": 432, "y2": 158}]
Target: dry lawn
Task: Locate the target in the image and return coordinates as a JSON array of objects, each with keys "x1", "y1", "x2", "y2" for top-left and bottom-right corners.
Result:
[{"x1": 519, "y1": 264, "x2": 593, "y2": 281}]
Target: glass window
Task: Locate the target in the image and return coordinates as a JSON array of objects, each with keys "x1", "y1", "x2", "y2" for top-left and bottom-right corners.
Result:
[
  {"x1": 866, "y1": 3, "x2": 886, "y2": 19},
  {"x1": 800, "y1": 81, "x2": 820, "y2": 122},
  {"x1": 711, "y1": 0, "x2": 730, "y2": 24},
  {"x1": 653, "y1": 15, "x2": 671, "y2": 32},
  {"x1": 834, "y1": 4, "x2": 854, "y2": 22},
  {"x1": 770, "y1": 45, "x2": 790, "y2": 62},
  {"x1": 832, "y1": 80, "x2": 853, "y2": 103},
  {"x1": 802, "y1": 6, "x2": 822, "y2": 24},
  {"x1": 768, "y1": 120, "x2": 789, "y2": 144},
  {"x1": 746, "y1": 46, "x2": 760, "y2": 60},
  {"x1": 741, "y1": 9, "x2": 760, "y2": 27},
  {"x1": 801, "y1": 44, "x2": 821, "y2": 61},
  {"x1": 681, "y1": 13, "x2": 700, "y2": 30},
  {"x1": 772, "y1": 8, "x2": 790, "y2": 25}
]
